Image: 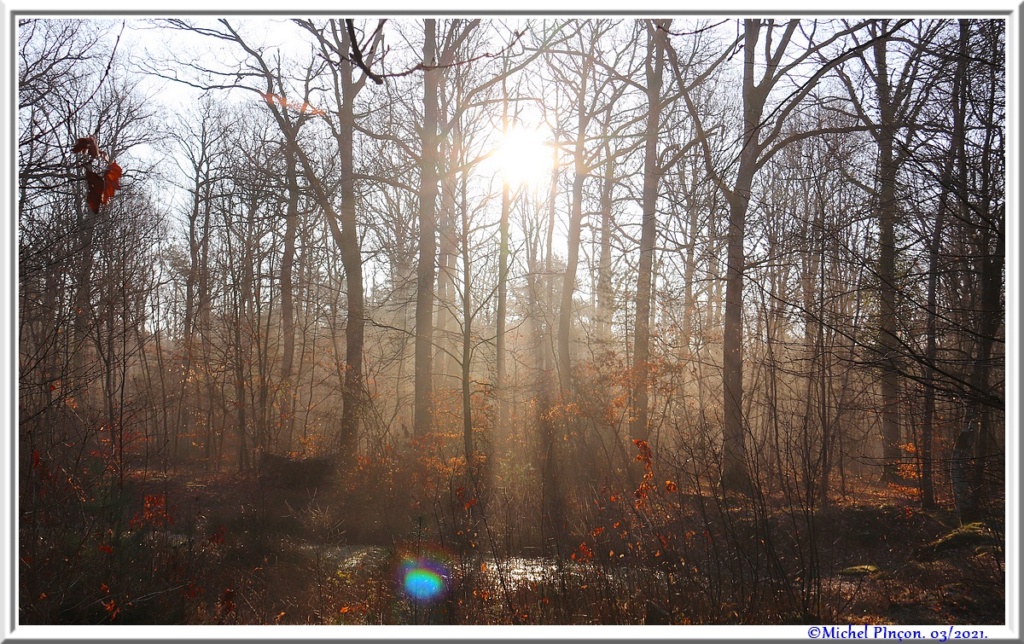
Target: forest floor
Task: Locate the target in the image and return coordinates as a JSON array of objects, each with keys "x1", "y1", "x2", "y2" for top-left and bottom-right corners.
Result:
[
  {"x1": 38, "y1": 469, "x2": 1004, "y2": 626},
  {"x1": 117, "y1": 467, "x2": 1005, "y2": 627},
  {"x1": 817, "y1": 492, "x2": 1004, "y2": 627}
]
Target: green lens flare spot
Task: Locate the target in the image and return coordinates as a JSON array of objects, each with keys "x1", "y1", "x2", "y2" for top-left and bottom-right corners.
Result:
[{"x1": 401, "y1": 559, "x2": 447, "y2": 603}]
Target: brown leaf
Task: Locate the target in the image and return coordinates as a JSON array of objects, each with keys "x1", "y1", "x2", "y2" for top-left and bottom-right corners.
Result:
[
  {"x1": 85, "y1": 169, "x2": 105, "y2": 213},
  {"x1": 71, "y1": 136, "x2": 100, "y2": 158}
]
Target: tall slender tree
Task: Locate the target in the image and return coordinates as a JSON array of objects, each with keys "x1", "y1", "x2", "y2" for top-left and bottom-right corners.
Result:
[
  {"x1": 673, "y1": 18, "x2": 877, "y2": 491},
  {"x1": 836, "y1": 19, "x2": 940, "y2": 482},
  {"x1": 630, "y1": 19, "x2": 669, "y2": 446},
  {"x1": 414, "y1": 19, "x2": 442, "y2": 437}
]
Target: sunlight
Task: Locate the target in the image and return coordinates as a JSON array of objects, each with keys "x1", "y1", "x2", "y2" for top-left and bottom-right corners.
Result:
[{"x1": 491, "y1": 125, "x2": 553, "y2": 188}]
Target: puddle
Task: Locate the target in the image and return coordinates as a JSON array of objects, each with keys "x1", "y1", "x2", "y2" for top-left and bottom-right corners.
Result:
[
  {"x1": 304, "y1": 544, "x2": 391, "y2": 571},
  {"x1": 483, "y1": 556, "x2": 561, "y2": 586},
  {"x1": 297, "y1": 545, "x2": 661, "y2": 596}
]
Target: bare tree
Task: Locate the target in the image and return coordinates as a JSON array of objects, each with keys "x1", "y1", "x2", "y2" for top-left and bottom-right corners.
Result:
[
  {"x1": 414, "y1": 19, "x2": 442, "y2": 437},
  {"x1": 630, "y1": 19, "x2": 670, "y2": 446},
  {"x1": 673, "y1": 19, "x2": 876, "y2": 492},
  {"x1": 835, "y1": 19, "x2": 941, "y2": 482}
]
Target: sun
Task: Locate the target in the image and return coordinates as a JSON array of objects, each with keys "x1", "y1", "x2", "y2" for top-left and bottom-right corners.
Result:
[{"x1": 492, "y1": 125, "x2": 553, "y2": 188}]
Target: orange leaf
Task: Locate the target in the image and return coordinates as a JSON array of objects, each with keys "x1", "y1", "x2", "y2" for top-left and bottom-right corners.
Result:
[
  {"x1": 75, "y1": 136, "x2": 122, "y2": 212},
  {"x1": 103, "y1": 162, "x2": 122, "y2": 204}
]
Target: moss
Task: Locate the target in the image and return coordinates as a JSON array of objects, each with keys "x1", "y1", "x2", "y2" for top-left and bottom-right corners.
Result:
[
  {"x1": 914, "y1": 522, "x2": 1000, "y2": 562},
  {"x1": 926, "y1": 523, "x2": 996, "y2": 552},
  {"x1": 839, "y1": 565, "x2": 880, "y2": 576}
]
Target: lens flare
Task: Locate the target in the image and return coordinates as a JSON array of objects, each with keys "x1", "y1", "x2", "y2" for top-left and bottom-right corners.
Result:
[
  {"x1": 260, "y1": 92, "x2": 325, "y2": 117},
  {"x1": 399, "y1": 557, "x2": 448, "y2": 604}
]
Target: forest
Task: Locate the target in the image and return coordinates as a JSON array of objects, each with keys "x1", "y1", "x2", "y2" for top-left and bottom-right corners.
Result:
[{"x1": 16, "y1": 17, "x2": 1006, "y2": 627}]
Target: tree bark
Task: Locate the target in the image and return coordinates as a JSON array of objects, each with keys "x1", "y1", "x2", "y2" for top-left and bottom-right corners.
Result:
[
  {"x1": 336, "y1": 38, "x2": 364, "y2": 457},
  {"x1": 596, "y1": 148, "x2": 614, "y2": 344},
  {"x1": 922, "y1": 20, "x2": 970, "y2": 508},
  {"x1": 630, "y1": 19, "x2": 668, "y2": 445},
  {"x1": 557, "y1": 57, "x2": 591, "y2": 397},
  {"x1": 870, "y1": 26, "x2": 904, "y2": 483},
  {"x1": 495, "y1": 87, "x2": 511, "y2": 448},
  {"x1": 719, "y1": 20, "x2": 766, "y2": 493},
  {"x1": 415, "y1": 18, "x2": 440, "y2": 437},
  {"x1": 280, "y1": 141, "x2": 299, "y2": 453},
  {"x1": 968, "y1": 19, "x2": 1004, "y2": 516}
]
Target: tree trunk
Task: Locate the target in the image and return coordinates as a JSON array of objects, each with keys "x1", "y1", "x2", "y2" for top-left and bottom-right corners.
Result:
[
  {"x1": 596, "y1": 149, "x2": 614, "y2": 344},
  {"x1": 337, "y1": 48, "x2": 364, "y2": 457},
  {"x1": 495, "y1": 91, "x2": 511, "y2": 448},
  {"x1": 557, "y1": 63, "x2": 591, "y2": 397},
  {"x1": 873, "y1": 30, "x2": 903, "y2": 483},
  {"x1": 630, "y1": 19, "x2": 667, "y2": 445},
  {"x1": 179, "y1": 162, "x2": 202, "y2": 465},
  {"x1": 558, "y1": 168, "x2": 585, "y2": 397},
  {"x1": 435, "y1": 138, "x2": 458, "y2": 384},
  {"x1": 280, "y1": 142, "x2": 299, "y2": 454},
  {"x1": 968, "y1": 20, "x2": 1004, "y2": 517},
  {"x1": 415, "y1": 18, "x2": 440, "y2": 436},
  {"x1": 720, "y1": 191, "x2": 751, "y2": 492},
  {"x1": 922, "y1": 20, "x2": 970, "y2": 508},
  {"x1": 679, "y1": 159, "x2": 703, "y2": 350},
  {"x1": 719, "y1": 20, "x2": 764, "y2": 493},
  {"x1": 459, "y1": 175, "x2": 476, "y2": 464},
  {"x1": 227, "y1": 228, "x2": 250, "y2": 474}
]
